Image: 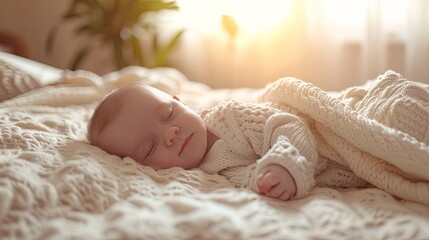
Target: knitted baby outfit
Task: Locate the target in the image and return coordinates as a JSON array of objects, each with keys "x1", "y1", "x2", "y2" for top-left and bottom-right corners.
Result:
[{"x1": 200, "y1": 100, "x2": 318, "y2": 199}]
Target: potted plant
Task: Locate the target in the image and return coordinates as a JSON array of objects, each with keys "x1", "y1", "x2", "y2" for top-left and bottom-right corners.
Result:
[{"x1": 47, "y1": 0, "x2": 183, "y2": 70}]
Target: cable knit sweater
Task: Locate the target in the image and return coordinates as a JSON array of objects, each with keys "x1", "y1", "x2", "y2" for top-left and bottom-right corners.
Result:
[
  {"x1": 199, "y1": 100, "x2": 320, "y2": 199},
  {"x1": 197, "y1": 71, "x2": 429, "y2": 204}
]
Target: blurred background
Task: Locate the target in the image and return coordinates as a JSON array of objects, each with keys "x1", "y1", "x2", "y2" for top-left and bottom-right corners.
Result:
[{"x1": 0, "y1": 0, "x2": 428, "y2": 91}]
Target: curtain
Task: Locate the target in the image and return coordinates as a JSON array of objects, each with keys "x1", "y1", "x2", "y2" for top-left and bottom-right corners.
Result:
[
  {"x1": 170, "y1": 0, "x2": 429, "y2": 90},
  {"x1": 406, "y1": 0, "x2": 429, "y2": 84}
]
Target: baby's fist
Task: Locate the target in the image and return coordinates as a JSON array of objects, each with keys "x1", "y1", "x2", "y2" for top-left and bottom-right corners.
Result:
[{"x1": 256, "y1": 164, "x2": 297, "y2": 201}]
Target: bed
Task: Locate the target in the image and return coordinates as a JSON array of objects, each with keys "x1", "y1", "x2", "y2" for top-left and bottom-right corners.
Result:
[{"x1": 1, "y1": 52, "x2": 429, "y2": 240}]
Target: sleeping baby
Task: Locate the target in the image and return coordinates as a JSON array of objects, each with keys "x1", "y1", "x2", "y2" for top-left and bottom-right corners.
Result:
[{"x1": 87, "y1": 83, "x2": 367, "y2": 201}]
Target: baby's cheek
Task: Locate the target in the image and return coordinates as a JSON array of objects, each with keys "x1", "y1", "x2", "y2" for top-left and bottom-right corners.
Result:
[{"x1": 153, "y1": 153, "x2": 178, "y2": 169}]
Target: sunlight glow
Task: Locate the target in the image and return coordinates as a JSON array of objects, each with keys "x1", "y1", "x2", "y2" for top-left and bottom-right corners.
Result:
[
  {"x1": 177, "y1": 0, "x2": 292, "y2": 33},
  {"x1": 314, "y1": 0, "x2": 407, "y2": 40}
]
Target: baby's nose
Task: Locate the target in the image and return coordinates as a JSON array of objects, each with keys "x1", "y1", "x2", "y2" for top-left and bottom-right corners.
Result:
[{"x1": 165, "y1": 126, "x2": 179, "y2": 146}]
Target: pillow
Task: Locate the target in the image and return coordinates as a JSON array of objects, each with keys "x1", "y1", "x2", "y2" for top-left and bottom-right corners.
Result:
[{"x1": 0, "y1": 60, "x2": 42, "y2": 102}]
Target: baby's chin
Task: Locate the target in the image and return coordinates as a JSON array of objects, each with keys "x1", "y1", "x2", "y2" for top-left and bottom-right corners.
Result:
[
  {"x1": 183, "y1": 155, "x2": 206, "y2": 170},
  {"x1": 182, "y1": 160, "x2": 202, "y2": 170},
  {"x1": 143, "y1": 158, "x2": 203, "y2": 171}
]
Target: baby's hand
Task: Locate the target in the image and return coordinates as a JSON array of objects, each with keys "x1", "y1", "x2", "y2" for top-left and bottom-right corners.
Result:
[{"x1": 257, "y1": 164, "x2": 297, "y2": 201}]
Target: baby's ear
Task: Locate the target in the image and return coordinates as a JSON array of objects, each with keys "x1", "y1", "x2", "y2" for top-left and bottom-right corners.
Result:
[{"x1": 173, "y1": 95, "x2": 181, "y2": 102}]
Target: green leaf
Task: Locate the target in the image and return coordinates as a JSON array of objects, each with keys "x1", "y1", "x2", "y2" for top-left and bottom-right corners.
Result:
[
  {"x1": 82, "y1": 0, "x2": 101, "y2": 8},
  {"x1": 63, "y1": 12, "x2": 81, "y2": 20},
  {"x1": 70, "y1": 47, "x2": 92, "y2": 70},
  {"x1": 135, "y1": 0, "x2": 179, "y2": 12},
  {"x1": 152, "y1": 33, "x2": 158, "y2": 51},
  {"x1": 46, "y1": 24, "x2": 59, "y2": 53},
  {"x1": 64, "y1": 0, "x2": 86, "y2": 18},
  {"x1": 113, "y1": 35, "x2": 127, "y2": 69},
  {"x1": 90, "y1": 6, "x2": 107, "y2": 33},
  {"x1": 129, "y1": 35, "x2": 145, "y2": 66},
  {"x1": 48, "y1": 0, "x2": 183, "y2": 71},
  {"x1": 125, "y1": 0, "x2": 179, "y2": 23},
  {"x1": 221, "y1": 15, "x2": 239, "y2": 37},
  {"x1": 148, "y1": 29, "x2": 184, "y2": 68},
  {"x1": 75, "y1": 24, "x2": 92, "y2": 35}
]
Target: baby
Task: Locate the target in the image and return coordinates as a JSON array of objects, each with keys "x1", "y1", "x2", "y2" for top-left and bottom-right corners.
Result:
[{"x1": 88, "y1": 83, "x2": 319, "y2": 201}]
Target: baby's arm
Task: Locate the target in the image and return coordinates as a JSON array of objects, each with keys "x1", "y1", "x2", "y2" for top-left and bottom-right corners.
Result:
[
  {"x1": 257, "y1": 164, "x2": 296, "y2": 201},
  {"x1": 221, "y1": 132, "x2": 317, "y2": 201},
  {"x1": 254, "y1": 133, "x2": 317, "y2": 201},
  {"x1": 213, "y1": 104, "x2": 317, "y2": 201},
  {"x1": 254, "y1": 110, "x2": 318, "y2": 200}
]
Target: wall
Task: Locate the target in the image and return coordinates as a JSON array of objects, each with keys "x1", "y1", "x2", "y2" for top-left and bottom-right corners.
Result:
[
  {"x1": 0, "y1": 0, "x2": 427, "y2": 91},
  {"x1": 0, "y1": 0, "x2": 114, "y2": 74}
]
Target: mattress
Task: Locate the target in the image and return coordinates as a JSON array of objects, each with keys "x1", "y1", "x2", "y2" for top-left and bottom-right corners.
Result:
[{"x1": 1, "y1": 52, "x2": 429, "y2": 240}]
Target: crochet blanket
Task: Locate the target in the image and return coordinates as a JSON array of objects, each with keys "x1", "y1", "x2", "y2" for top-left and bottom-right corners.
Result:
[
  {"x1": 1, "y1": 62, "x2": 429, "y2": 239},
  {"x1": 258, "y1": 70, "x2": 429, "y2": 205}
]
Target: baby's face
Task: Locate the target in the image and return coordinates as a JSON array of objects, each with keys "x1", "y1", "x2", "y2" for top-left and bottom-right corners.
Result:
[{"x1": 98, "y1": 85, "x2": 208, "y2": 170}]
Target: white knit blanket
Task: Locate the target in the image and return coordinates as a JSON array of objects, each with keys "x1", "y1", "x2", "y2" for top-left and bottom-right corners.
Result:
[
  {"x1": 1, "y1": 67, "x2": 429, "y2": 239},
  {"x1": 258, "y1": 70, "x2": 429, "y2": 205}
]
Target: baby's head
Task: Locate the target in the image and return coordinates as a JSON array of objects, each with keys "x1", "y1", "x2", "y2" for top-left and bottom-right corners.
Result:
[{"x1": 88, "y1": 83, "x2": 208, "y2": 169}]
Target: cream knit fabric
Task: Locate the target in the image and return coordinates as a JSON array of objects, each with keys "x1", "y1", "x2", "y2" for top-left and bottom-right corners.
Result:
[
  {"x1": 258, "y1": 70, "x2": 429, "y2": 205},
  {"x1": 338, "y1": 71, "x2": 429, "y2": 145},
  {"x1": 0, "y1": 60, "x2": 42, "y2": 102},
  {"x1": 199, "y1": 100, "x2": 372, "y2": 199},
  {"x1": 2, "y1": 66, "x2": 429, "y2": 239},
  {"x1": 200, "y1": 101, "x2": 318, "y2": 198}
]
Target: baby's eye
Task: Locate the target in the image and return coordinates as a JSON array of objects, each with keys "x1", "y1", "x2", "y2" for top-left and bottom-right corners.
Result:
[
  {"x1": 145, "y1": 140, "x2": 157, "y2": 158},
  {"x1": 166, "y1": 106, "x2": 174, "y2": 121}
]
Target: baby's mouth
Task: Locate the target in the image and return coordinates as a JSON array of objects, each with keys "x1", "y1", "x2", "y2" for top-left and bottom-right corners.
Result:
[{"x1": 180, "y1": 134, "x2": 193, "y2": 155}]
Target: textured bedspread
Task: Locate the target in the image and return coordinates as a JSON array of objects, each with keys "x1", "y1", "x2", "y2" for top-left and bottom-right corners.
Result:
[
  {"x1": 1, "y1": 66, "x2": 429, "y2": 240},
  {"x1": 259, "y1": 71, "x2": 429, "y2": 205}
]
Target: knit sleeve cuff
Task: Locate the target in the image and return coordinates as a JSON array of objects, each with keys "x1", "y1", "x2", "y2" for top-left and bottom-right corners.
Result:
[
  {"x1": 255, "y1": 137, "x2": 316, "y2": 199},
  {"x1": 220, "y1": 164, "x2": 258, "y2": 191}
]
